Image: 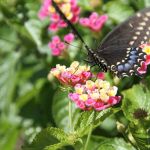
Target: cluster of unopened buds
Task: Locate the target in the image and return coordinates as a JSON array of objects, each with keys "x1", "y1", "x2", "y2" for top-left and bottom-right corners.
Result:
[
  {"x1": 48, "y1": 33, "x2": 74, "y2": 56},
  {"x1": 79, "y1": 12, "x2": 108, "y2": 32},
  {"x1": 38, "y1": 0, "x2": 80, "y2": 31},
  {"x1": 138, "y1": 43, "x2": 150, "y2": 74},
  {"x1": 49, "y1": 61, "x2": 121, "y2": 111}
]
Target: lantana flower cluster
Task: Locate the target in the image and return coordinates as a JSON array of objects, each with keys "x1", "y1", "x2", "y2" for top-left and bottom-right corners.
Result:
[
  {"x1": 38, "y1": 0, "x2": 80, "y2": 31},
  {"x1": 69, "y1": 80, "x2": 121, "y2": 111},
  {"x1": 49, "y1": 61, "x2": 92, "y2": 86},
  {"x1": 79, "y1": 12, "x2": 108, "y2": 32},
  {"x1": 138, "y1": 43, "x2": 150, "y2": 74},
  {"x1": 49, "y1": 61, "x2": 121, "y2": 111},
  {"x1": 49, "y1": 33, "x2": 74, "y2": 56}
]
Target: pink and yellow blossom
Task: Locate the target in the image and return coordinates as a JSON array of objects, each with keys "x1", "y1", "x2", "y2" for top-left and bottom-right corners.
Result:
[
  {"x1": 68, "y1": 79, "x2": 121, "y2": 111},
  {"x1": 49, "y1": 61, "x2": 93, "y2": 86},
  {"x1": 138, "y1": 43, "x2": 150, "y2": 74},
  {"x1": 38, "y1": 0, "x2": 80, "y2": 31}
]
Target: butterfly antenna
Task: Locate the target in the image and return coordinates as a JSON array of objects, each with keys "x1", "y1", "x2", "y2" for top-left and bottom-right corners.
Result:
[
  {"x1": 64, "y1": 41, "x2": 80, "y2": 49},
  {"x1": 52, "y1": 0, "x2": 92, "y2": 53}
]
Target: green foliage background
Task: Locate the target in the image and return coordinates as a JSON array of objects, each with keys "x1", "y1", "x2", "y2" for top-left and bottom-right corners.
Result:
[{"x1": 0, "y1": 0, "x2": 150, "y2": 150}]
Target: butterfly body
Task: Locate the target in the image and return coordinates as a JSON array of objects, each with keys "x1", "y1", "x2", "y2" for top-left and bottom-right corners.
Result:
[{"x1": 52, "y1": 0, "x2": 150, "y2": 78}]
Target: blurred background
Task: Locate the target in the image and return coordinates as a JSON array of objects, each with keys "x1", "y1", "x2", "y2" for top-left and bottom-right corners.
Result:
[{"x1": 0, "y1": 0, "x2": 150, "y2": 150}]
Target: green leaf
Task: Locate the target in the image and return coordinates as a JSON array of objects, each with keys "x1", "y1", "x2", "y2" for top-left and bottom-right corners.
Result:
[
  {"x1": 0, "y1": 52, "x2": 20, "y2": 110},
  {"x1": 44, "y1": 143, "x2": 66, "y2": 150},
  {"x1": 130, "y1": 0, "x2": 150, "y2": 9},
  {"x1": 52, "y1": 90, "x2": 80, "y2": 132},
  {"x1": 23, "y1": 127, "x2": 68, "y2": 150},
  {"x1": 74, "y1": 136, "x2": 136, "y2": 150},
  {"x1": 75, "y1": 108, "x2": 120, "y2": 137},
  {"x1": 122, "y1": 85, "x2": 150, "y2": 122},
  {"x1": 75, "y1": 111, "x2": 95, "y2": 136},
  {"x1": 97, "y1": 137, "x2": 136, "y2": 150},
  {"x1": 78, "y1": 0, "x2": 92, "y2": 11},
  {"x1": 24, "y1": 19, "x2": 42, "y2": 47},
  {"x1": 104, "y1": 0, "x2": 134, "y2": 23},
  {"x1": 24, "y1": 19, "x2": 50, "y2": 55},
  {"x1": 129, "y1": 123, "x2": 150, "y2": 150},
  {"x1": 122, "y1": 85, "x2": 150, "y2": 149}
]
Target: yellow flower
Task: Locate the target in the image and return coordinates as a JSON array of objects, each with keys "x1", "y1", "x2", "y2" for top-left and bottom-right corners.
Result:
[
  {"x1": 95, "y1": 79, "x2": 103, "y2": 88},
  {"x1": 100, "y1": 89, "x2": 109, "y2": 102},
  {"x1": 86, "y1": 80, "x2": 95, "y2": 89},
  {"x1": 75, "y1": 87, "x2": 84, "y2": 94},
  {"x1": 56, "y1": 64, "x2": 66, "y2": 72},
  {"x1": 50, "y1": 69, "x2": 60, "y2": 77},
  {"x1": 79, "y1": 94, "x2": 88, "y2": 101},
  {"x1": 63, "y1": 0, "x2": 70, "y2": 2},
  {"x1": 61, "y1": 3, "x2": 71, "y2": 14},
  {"x1": 95, "y1": 79, "x2": 110, "y2": 90},
  {"x1": 54, "y1": 0, "x2": 62, "y2": 3},
  {"x1": 66, "y1": 12, "x2": 73, "y2": 20},
  {"x1": 48, "y1": 6, "x2": 56, "y2": 13},
  {"x1": 107, "y1": 86, "x2": 118, "y2": 96},
  {"x1": 70, "y1": 61, "x2": 80, "y2": 69},
  {"x1": 143, "y1": 46, "x2": 150, "y2": 55},
  {"x1": 101, "y1": 81, "x2": 110, "y2": 90},
  {"x1": 90, "y1": 92, "x2": 100, "y2": 100}
]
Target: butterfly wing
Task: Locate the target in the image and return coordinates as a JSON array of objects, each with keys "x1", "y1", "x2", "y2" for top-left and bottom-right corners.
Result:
[{"x1": 97, "y1": 8, "x2": 150, "y2": 77}]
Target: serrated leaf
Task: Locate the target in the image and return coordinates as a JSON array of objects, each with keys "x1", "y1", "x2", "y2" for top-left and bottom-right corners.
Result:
[
  {"x1": 23, "y1": 127, "x2": 68, "y2": 150},
  {"x1": 97, "y1": 137, "x2": 136, "y2": 150},
  {"x1": 74, "y1": 111, "x2": 94, "y2": 136},
  {"x1": 44, "y1": 142, "x2": 66, "y2": 150},
  {"x1": 129, "y1": 123, "x2": 150, "y2": 150},
  {"x1": 75, "y1": 108, "x2": 119, "y2": 137}
]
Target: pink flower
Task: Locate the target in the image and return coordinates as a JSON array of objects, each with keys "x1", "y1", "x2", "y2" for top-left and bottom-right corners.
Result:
[
  {"x1": 97, "y1": 72, "x2": 105, "y2": 80},
  {"x1": 51, "y1": 48, "x2": 62, "y2": 56},
  {"x1": 79, "y1": 12, "x2": 108, "y2": 32},
  {"x1": 48, "y1": 23, "x2": 58, "y2": 32},
  {"x1": 38, "y1": 0, "x2": 51, "y2": 20},
  {"x1": 64, "y1": 33, "x2": 75, "y2": 43},
  {"x1": 48, "y1": 36, "x2": 66, "y2": 56},
  {"x1": 146, "y1": 55, "x2": 150, "y2": 65},
  {"x1": 79, "y1": 18, "x2": 90, "y2": 27},
  {"x1": 137, "y1": 62, "x2": 147, "y2": 75},
  {"x1": 68, "y1": 93, "x2": 79, "y2": 102}
]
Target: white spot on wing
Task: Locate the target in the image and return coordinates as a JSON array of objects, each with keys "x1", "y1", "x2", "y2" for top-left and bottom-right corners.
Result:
[
  {"x1": 135, "y1": 32, "x2": 140, "y2": 35},
  {"x1": 137, "y1": 13, "x2": 141, "y2": 17},
  {"x1": 139, "y1": 22, "x2": 146, "y2": 26},
  {"x1": 143, "y1": 17, "x2": 149, "y2": 21},
  {"x1": 129, "y1": 41, "x2": 134, "y2": 45},
  {"x1": 137, "y1": 27, "x2": 144, "y2": 30},
  {"x1": 133, "y1": 36, "x2": 137, "y2": 40}
]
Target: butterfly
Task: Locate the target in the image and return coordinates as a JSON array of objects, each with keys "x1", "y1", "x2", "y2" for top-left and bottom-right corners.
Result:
[{"x1": 52, "y1": 0, "x2": 150, "y2": 78}]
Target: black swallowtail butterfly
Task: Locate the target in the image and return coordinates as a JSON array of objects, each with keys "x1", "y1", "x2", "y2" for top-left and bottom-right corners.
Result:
[{"x1": 52, "y1": 0, "x2": 150, "y2": 78}]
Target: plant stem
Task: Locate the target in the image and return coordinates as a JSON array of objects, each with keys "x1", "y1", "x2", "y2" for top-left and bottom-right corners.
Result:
[
  {"x1": 69, "y1": 100, "x2": 73, "y2": 132},
  {"x1": 84, "y1": 124, "x2": 93, "y2": 150}
]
